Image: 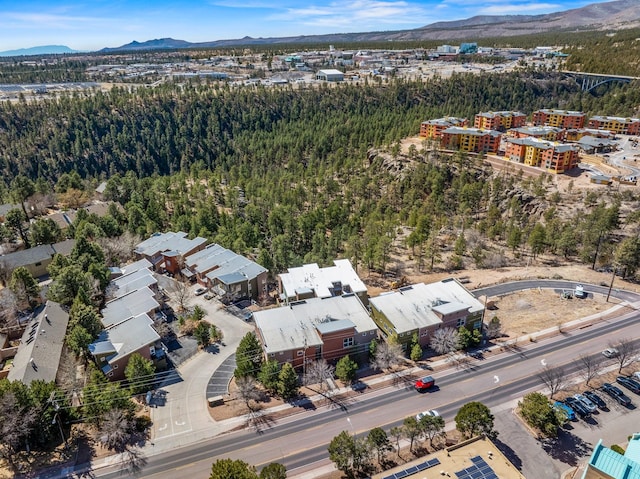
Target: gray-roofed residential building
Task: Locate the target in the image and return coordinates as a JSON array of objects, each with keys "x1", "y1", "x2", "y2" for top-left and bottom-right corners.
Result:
[
  {"x1": 253, "y1": 294, "x2": 378, "y2": 369},
  {"x1": 108, "y1": 268, "x2": 158, "y2": 300},
  {"x1": 0, "y1": 239, "x2": 76, "y2": 279},
  {"x1": 7, "y1": 301, "x2": 70, "y2": 385},
  {"x1": 278, "y1": 259, "x2": 368, "y2": 305},
  {"x1": 369, "y1": 279, "x2": 484, "y2": 349},
  {"x1": 134, "y1": 231, "x2": 207, "y2": 270},
  {"x1": 89, "y1": 313, "x2": 162, "y2": 380},
  {"x1": 101, "y1": 286, "x2": 159, "y2": 328},
  {"x1": 185, "y1": 243, "x2": 268, "y2": 301}
]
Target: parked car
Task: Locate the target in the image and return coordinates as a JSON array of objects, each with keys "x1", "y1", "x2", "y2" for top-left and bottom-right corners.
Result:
[
  {"x1": 573, "y1": 394, "x2": 597, "y2": 413},
  {"x1": 602, "y1": 383, "x2": 632, "y2": 406},
  {"x1": 554, "y1": 401, "x2": 576, "y2": 421},
  {"x1": 414, "y1": 376, "x2": 435, "y2": 391},
  {"x1": 617, "y1": 376, "x2": 640, "y2": 394},
  {"x1": 416, "y1": 410, "x2": 440, "y2": 421},
  {"x1": 203, "y1": 292, "x2": 214, "y2": 300},
  {"x1": 565, "y1": 397, "x2": 591, "y2": 418},
  {"x1": 583, "y1": 391, "x2": 607, "y2": 409},
  {"x1": 194, "y1": 287, "x2": 207, "y2": 296},
  {"x1": 602, "y1": 348, "x2": 620, "y2": 358},
  {"x1": 633, "y1": 372, "x2": 640, "y2": 381}
]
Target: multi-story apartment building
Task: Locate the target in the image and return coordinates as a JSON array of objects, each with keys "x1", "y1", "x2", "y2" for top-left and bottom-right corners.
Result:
[
  {"x1": 587, "y1": 115, "x2": 640, "y2": 135},
  {"x1": 510, "y1": 125, "x2": 566, "y2": 142},
  {"x1": 440, "y1": 126, "x2": 501, "y2": 153},
  {"x1": 532, "y1": 109, "x2": 586, "y2": 129},
  {"x1": 419, "y1": 117, "x2": 468, "y2": 139},
  {"x1": 505, "y1": 137, "x2": 578, "y2": 173},
  {"x1": 474, "y1": 111, "x2": 526, "y2": 131}
]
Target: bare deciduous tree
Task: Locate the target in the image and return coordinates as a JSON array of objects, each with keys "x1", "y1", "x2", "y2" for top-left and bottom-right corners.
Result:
[
  {"x1": 575, "y1": 354, "x2": 603, "y2": 386},
  {"x1": 537, "y1": 365, "x2": 567, "y2": 399},
  {"x1": 167, "y1": 280, "x2": 192, "y2": 313},
  {"x1": 370, "y1": 341, "x2": 403, "y2": 372},
  {"x1": 98, "y1": 232, "x2": 142, "y2": 266},
  {"x1": 97, "y1": 409, "x2": 134, "y2": 453},
  {"x1": 429, "y1": 327, "x2": 460, "y2": 356},
  {"x1": 304, "y1": 359, "x2": 336, "y2": 395},
  {"x1": 236, "y1": 376, "x2": 263, "y2": 412},
  {"x1": 0, "y1": 289, "x2": 19, "y2": 329},
  {"x1": 0, "y1": 392, "x2": 39, "y2": 471},
  {"x1": 611, "y1": 339, "x2": 638, "y2": 373}
]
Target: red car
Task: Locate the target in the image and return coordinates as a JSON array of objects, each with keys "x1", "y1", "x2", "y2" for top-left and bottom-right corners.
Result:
[{"x1": 415, "y1": 376, "x2": 435, "y2": 391}]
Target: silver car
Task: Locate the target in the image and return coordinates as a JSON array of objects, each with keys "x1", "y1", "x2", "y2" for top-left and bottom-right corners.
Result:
[{"x1": 573, "y1": 393, "x2": 597, "y2": 413}]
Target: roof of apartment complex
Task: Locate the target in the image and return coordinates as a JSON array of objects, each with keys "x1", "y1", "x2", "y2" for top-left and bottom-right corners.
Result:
[
  {"x1": 89, "y1": 313, "x2": 160, "y2": 374},
  {"x1": 0, "y1": 239, "x2": 76, "y2": 271},
  {"x1": 512, "y1": 126, "x2": 564, "y2": 136},
  {"x1": 584, "y1": 435, "x2": 640, "y2": 479},
  {"x1": 589, "y1": 115, "x2": 640, "y2": 124},
  {"x1": 101, "y1": 286, "x2": 159, "y2": 328},
  {"x1": 134, "y1": 231, "x2": 207, "y2": 259},
  {"x1": 185, "y1": 243, "x2": 267, "y2": 282},
  {"x1": 535, "y1": 109, "x2": 585, "y2": 117},
  {"x1": 476, "y1": 110, "x2": 526, "y2": 118},
  {"x1": 369, "y1": 279, "x2": 484, "y2": 334},
  {"x1": 279, "y1": 259, "x2": 367, "y2": 301},
  {"x1": 422, "y1": 117, "x2": 467, "y2": 127},
  {"x1": 7, "y1": 301, "x2": 70, "y2": 385},
  {"x1": 254, "y1": 294, "x2": 376, "y2": 355},
  {"x1": 109, "y1": 268, "x2": 157, "y2": 299},
  {"x1": 442, "y1": 126, "x2": 502, "y2": 137},
  {"x1": 506, "y1": 137, "x2": 577, "y2": 152},
  {"x1": 577, "y1": 136, "x2": 618, "y2": 148}
]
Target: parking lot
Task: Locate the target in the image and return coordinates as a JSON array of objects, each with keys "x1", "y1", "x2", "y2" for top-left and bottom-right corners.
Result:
[{"x1": 496, "y1": 371, "x2": 640, "y2": 478}]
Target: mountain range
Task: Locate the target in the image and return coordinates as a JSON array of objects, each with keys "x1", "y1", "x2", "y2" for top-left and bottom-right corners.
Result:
[
  {"x1": 4, "y1": 0, "x2": 640, "y2": 56},
  {"x1": 0, "y1": 45, "x2": 79, "y2": 57},
  {"x1": 100, "y1": 0, "x2": 640, "y2": 52}
]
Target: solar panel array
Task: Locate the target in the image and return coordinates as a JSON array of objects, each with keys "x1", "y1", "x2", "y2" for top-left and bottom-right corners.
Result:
[
  {"x1": 381, "y1": 457, "x2": 441, "y2": 479},
  {"x1": 455, "y1": 455, "x2": 498, "y2": 479}
]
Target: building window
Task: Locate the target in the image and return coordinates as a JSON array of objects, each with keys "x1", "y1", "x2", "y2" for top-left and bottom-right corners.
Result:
[
  {"x1": 343, "y1": 337, "x2": 354, "y2": 348},
  {"x1": 269, "y1": 353, "x2": 275, "y2": 358},
  {"x1": 279, "y1": 352, "x2": 284, "y2": 355},
  {"x1": 35, "y1": 262, "x2": 42, "y2": 266},
  {"x1": 370, "y1": 331, "x2": 375, "y2": 335},
  {"x1": 113, "y1": 364, "x2": 118, "y2": 369},
  {"x1": 100, "y1": 357, "x2": 106, "y2": 362},
  {"x1": 108, "y1": 372, "x2": 113, "y2": 377},
  {"x1": 473, "y1": 321, "x2": 481, "y2": 330},
  {"x1": 297, "y1": 350, "x2": 303, "y2": 357},
  {"x1": 421, "y1": 330, "x2": 428, "y2": 337},
  {"x1": 457, "y1": 318, "x2": 465, "y2": 327},
  {"x1": 362, "y1": 333, "x2": 367, "y2": 337}
]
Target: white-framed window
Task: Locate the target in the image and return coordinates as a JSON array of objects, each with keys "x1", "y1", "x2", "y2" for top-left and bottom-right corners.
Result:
[
  {"x1": 343, "y1": 337, "x2": 354, "y2": 348},
  {"x1": 113, "y1": 364, "x2": 119, "y2": 369},
  {"x1": 457, "y1": 318, "x2": 465, "y2": 327},
  {"x1": 108, "y1": 372, "x2": 113, "y2": 377},
  {"x1": 100, "y1": 357, "x2": 106, "y2": 362},
  {"x1": 362, "y1": 333, "x2": 367, "y2": 337},
  {"x1": 297, "y1": 350, "x2": 303, "y2": 357},
  {"x1": 269, "y1": 353, "x2": 275, "y2": 358},
  {"x1": 473, "y1": 321, "x2": 481, "y2": 329},
  {"x1": 370, "y1": 331, "x2": 375, "y2": 335},
  {"x1": 420, "y1": 330, "x2": 429, "y2": 337},
  {"x1": 279, "y1": 352, "x2": 284, "y2": 355}
]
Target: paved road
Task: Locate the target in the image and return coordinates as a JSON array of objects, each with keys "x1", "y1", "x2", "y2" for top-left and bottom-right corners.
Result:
[
  {"x1": 474, "y1": 279, "x2": 640, "y2": 303},
  {"x1": 89, "y1": 304, "x2": 640, "y2": 479}
]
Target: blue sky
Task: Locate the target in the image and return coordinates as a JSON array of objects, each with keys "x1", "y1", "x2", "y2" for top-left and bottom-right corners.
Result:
[{"x1": 0, "y1": 0, "x2": 607, "y2": 52}]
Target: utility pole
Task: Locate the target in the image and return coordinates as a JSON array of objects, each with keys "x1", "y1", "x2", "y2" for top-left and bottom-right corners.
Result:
[{"x1": 606, "y1": 266, "x2": 617, "y2": 302}]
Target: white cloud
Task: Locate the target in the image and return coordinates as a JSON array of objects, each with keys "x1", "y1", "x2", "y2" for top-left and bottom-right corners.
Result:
[{"x1": 268, "y1": 0, "x2": 430, "y2": 29}]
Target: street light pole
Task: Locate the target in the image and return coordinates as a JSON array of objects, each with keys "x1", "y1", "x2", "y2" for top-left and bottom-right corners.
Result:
[{"x1": 52, "y1": 411, "x2": 67, "y2": 449}]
